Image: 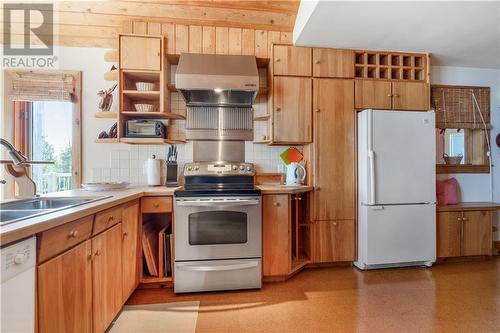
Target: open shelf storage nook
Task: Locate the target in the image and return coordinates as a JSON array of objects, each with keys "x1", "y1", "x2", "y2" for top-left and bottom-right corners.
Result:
[{"x1": 354, "y1": 51, "x2": 428, "y2": 81}]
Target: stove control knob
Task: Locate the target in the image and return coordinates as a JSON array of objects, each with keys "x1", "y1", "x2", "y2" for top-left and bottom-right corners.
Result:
[
  {"x1": 194, "y1": 165, "x2": 199, "y2": 171},
  {"x1": 239, "y1": 165, "x2": 245, "y2": 171},
  {"x1": 187, "y1": 166, "x2": 192, "y2": 171},
  {"x1": 232, "y1": 165, "x2": 238, "y2": 171},
  {"x1": 246, "y1": 166, "x2": 252, "y2": 171}
]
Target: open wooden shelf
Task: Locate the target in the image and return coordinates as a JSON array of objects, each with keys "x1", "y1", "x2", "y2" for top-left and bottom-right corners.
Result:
[
  {"x1": 122, "y1": 90, "x2": 160, "y2": 100},
  {"x1": 104, "y1": 70, "x2": 118, "y2": 81},
  {"x1": 121, "y1": 138, "x2": 169, "y2": 145},
  {"x1": 94, "y1": 112, "x2": 118, "y2": 119},
  {"x1": 254, "y1": 114, "x2": 271, "y2": 121},
  {"x1": 95, "y1": 138, "x2": 119, "y2": 144},
  {"x1": 436, "y1": 164, "x2": 490, "y2": 174},
  {"x1": 121, "y1": 111, "x2": 185, "y2": 119}
]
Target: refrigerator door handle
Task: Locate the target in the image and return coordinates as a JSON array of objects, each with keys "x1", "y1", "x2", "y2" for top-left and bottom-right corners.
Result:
[{"x1": 368, "y1": 150, "x2": 376, "y2": 205}]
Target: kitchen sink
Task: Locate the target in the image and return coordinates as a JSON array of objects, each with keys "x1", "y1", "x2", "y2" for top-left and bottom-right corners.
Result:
[{"x1": 0, "y1": 196, "x2": 110, "y2": 226}]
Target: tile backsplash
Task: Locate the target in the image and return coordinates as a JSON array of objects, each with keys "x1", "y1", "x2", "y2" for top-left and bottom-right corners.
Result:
[{"x1": 91, "y1": 142, "x2": 299, "y2": 184}]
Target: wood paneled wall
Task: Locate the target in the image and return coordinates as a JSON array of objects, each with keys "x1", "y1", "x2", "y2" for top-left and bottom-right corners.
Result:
[{"x1": 125, "y1": 21, "x2": 293, "y2": 58}]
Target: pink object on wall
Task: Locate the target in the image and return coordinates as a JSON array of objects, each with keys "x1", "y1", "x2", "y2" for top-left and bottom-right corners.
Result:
[{"x1": 436, "y1": 178, "x2": 460, "y2": 205}]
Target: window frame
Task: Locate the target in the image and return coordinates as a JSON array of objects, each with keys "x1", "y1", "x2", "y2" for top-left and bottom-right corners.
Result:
[{"x1": 13, "y1": 70, "x2": 82, "y2": 191}]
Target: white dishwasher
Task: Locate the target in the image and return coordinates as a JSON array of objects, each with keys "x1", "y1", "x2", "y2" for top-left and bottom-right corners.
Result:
[{"x1": 0, "y1": 236, "x2": 36, "y2": 333}]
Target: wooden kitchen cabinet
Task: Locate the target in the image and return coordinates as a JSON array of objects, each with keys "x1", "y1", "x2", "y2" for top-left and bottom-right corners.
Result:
[
  {"x1": 92, "y1": 223, "x2": 123, "y2": 333},
  {"x1": 354, "y1": 79, "x2": 429, "y2": 111},
  {"x1": 272, "y1": 76, "x2": 312, "y2": 143},
  {"x1": 310, "y1": 220, "x2": 355, "y2": 263},
  {"x1": 120, "y1": 35, "x2": 162, "y2": 70},
  {"x1": 273, "y1": 45, "x2": 312, "y2": 76},
  {"x1": 354, "y1": 79, "x2": 392, "y2": 109},
  {"x1": 312, "y1": 78, "x2": 356, "y2": 221},
  {"x1": 121, "y1": 200, "x2": 140, "y2": 301},
  {"x1": 37, "y1": 240, "x2": 93, "y2": 333},
  {"x1": 312, "y1": 48, "x2": 355, "y2": 78},
  {"x1": 262, "y1": 193, "x2": 310, "y2": 280},
  {"x1": 437, "y1": 209, "x2": 492, "y2": 258},
  {"x1": 436, "y1": 211, "x2": 462, "y2": 258}
]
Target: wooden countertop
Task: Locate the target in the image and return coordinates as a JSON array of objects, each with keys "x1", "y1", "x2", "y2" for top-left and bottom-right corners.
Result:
[
  {"x1": 1, "y1": 184, "x2": 312, "y2": 246},
  {"x1": 437, "y1": 202, "x2": 500, "y2": 212}
]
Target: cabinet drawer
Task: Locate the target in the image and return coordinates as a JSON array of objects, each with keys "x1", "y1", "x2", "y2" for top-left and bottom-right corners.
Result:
[
  {"x1": 38, "y1": 215, "x2": 94, "y2": 263},
  {"x1": 141, "y1": 197, "x2": 173, "y2": 213},
  {"x1": 93, "y1": 206, "x2": 123, "y2": 235}
]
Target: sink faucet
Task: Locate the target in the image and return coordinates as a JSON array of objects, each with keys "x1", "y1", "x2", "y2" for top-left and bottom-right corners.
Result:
[{"x1": 0, "y1": 138, "x2": 28, "y2": 166}]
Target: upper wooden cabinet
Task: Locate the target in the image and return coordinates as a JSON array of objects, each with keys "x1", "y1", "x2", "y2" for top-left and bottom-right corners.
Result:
[
  {"x1": 273, "y1": 45, "x2": 312, "y2": 76},
  {"x1": 355, "y1": 79, "x2": 429, "y2": 111},
  {"x1": 272, "y1": 76, "x2": 312, "y2": 144},
  {"x1": 312, "y1": 78, "x2": 355, "y2": 221},
  {"x1": 120, "y1": 35, "x2": 162, "y2": 71},
  {"x1": 312, "y1": 48, "x2": 355, "y2": 78},
  {"x1": 121, "y1": 200, "x2": 140, "y2": 302},
  {"x1": 392, "y1": 81, "x2": 429, "y2": 110},
  {"x1": 437, "y1": 209, "x2": 492, "y2": 258},
  {"x1": 37, "y1": 240, "x2": 93, "y2": 333},
  {"x1": 92, "y1": 224, "x2": 123, "y2": 333},
  {"x1": 354, "y1": 79, "x2": 392, "y2": 110}
]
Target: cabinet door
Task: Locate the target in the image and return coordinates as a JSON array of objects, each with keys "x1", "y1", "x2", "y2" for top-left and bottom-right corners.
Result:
[
  {"x1": 354, "y1": 79, "x2": 392, "y2": 109},
  {"x1": 92, "y1": 224, "x2": 123, "y2": 333},
  {"x1": 313, "y1": 79, "x2": 355, "y2": 220},
  {"x1": 273, "y1": 76, "x2": 312, "y2": 143},
  {"x1": 436, "y1": 211, "x2": 462, "y2": 258},
  {"x1": 311, "y1": 220, "x2": 355, "y2": 263},
  {"x1": 120, "y1": 36, "x2": 161, "y2": 70},
  {"x1": 37, "y1": 240, "x2": 92, "y2": 333},
  {"x1": 462, "y1": 210, "x2": 492, "y2": 256},
  {"x1": 262, "y1": 195, "x2": 290, "y2": 277},
  {"x1": 122, "y1": 201, "x2": 140, "y2": 301},
  {"x1": 312, "y1": 48, "x2": 354, "y2": 78},
  {"x1": 392, "y1": 81, "x2": 429, "y2": 111},
  {"x1": 273, "y1": 45, "x2": 312, "y2": 76}
]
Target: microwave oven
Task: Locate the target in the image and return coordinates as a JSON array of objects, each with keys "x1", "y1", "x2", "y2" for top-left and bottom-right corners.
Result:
[{"x1": 125, "y1": 120, "x2": 166, "y2": 138}]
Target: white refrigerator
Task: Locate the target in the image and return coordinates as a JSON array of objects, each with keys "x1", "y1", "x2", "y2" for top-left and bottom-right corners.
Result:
[{"x1": 354, "y1": 109, "x2": 436, "y2": 270}]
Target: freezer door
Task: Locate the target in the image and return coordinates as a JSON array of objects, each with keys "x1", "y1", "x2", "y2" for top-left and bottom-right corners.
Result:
[
  {"x1": 363, "y1": 204, "x2": 436, "y2": 265},
  {"x1": 369, "y1": 110, "x2": 435, "y2": 204}
]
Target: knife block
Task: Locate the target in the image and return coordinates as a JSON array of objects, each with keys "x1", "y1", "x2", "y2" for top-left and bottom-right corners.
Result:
[{"x1": 166, "y1": 162, "x2": 178, "y2": 187}]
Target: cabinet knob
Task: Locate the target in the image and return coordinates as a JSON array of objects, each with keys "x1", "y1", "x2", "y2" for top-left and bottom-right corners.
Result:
[
  {"x1": 68, "y1": 230, "x2": 79, "y2": 238},
  {"x1": 393, "y1": 93, "x2": 400, "y2": 98},
  {"x1": 332, "y1": 222, "x2": 338, "y2": 226},
  {"x1": 275, "y1": 58, "x2": 280, "y2": 62},
  {"x1": 95, "y1": 250, "x2": 101, "y2": 257},
  {"x1": 295, "y1": 196, "x2": 302, "y2": 201},
  {"x1": 314, "y1": 60, "x2": 320, "y2": 64},
  {"x1": 123, "y1": 232, "x2": 128, "y2": 237},
  {"x1": 275, "y1": 107, "x2": 281, "y2": 112},
  {"x1": 462, "y1": 217, "x2": 468, "y2": 221},
  {"x1": 273, "y1": 202, "x2": 280, "y2": 207},
  {"x1": 315, "y1": 108, "x2": 320, "y2": 113},
  {"x1": 457, "y1": 217, "x2": 462, "y2": 222},
  {"x1": 387, "y1": 94, "x2": 393, "y2": 97},
  {"x1": 88, "y1": 253, "x2": 94, "y2": 261},
  {"x1": 108, "y1": 216, "x2": 114, "y2": 223},
  {"x1": 156, "y1": 52, "x2": 160, "y2": 56}
]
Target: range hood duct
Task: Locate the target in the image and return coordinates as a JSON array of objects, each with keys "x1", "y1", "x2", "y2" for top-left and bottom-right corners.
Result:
[{"x1": 175, "y1": 53, "x2": 259, "y2": 107}]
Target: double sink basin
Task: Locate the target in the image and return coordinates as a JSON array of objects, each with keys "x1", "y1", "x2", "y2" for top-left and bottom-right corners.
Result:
[{"x1": 0, "y1": 197, "x2": 109, "y2": 226}]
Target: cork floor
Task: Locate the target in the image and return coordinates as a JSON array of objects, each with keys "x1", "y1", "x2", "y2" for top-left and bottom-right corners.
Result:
[{"x1": 128, "y1": 257, "x2": 500, "y2": 333}]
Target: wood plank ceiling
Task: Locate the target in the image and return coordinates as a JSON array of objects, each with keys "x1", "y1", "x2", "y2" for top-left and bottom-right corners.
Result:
[{"x1": 1, "y1": 0, "x2": 300, "y2": 48}]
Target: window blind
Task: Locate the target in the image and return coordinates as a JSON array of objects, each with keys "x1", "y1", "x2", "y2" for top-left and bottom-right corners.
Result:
[
  {"x1": 9, "y1": 71, "x2": 75, "y2": 102},
  {"x1": 431, "y1": 85, "x2": 490, "y2": 129}
]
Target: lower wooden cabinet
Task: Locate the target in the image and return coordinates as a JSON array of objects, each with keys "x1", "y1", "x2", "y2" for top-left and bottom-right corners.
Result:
[
  {"x1": 310, "y1": 220, "x2": 355, "y2": 263},
  {"x1": 437, "y1": 210, "x2": 492, "y2": 258},
  {"x1": 121, "y1": 200, "x2": 140, "y2": 301},
  {"x1": 262, "y1": 193, "x2": 310, "y2": 280},
  {"x1": 92, "y1": 223, "x2": 123, "y2": 333},
  {"x1": 37, "y1": 240, "x2": 93, "y2": 333}
]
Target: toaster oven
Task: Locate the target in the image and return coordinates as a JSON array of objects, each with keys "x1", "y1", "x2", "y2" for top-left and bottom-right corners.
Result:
[{"x1": 125, "y1": 120, "x2": 166, "y2": 138}]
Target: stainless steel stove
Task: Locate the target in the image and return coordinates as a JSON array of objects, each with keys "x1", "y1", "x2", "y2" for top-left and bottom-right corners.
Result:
[{"x1": 173, "y1": 161, "x2": 262, "y2": 293}]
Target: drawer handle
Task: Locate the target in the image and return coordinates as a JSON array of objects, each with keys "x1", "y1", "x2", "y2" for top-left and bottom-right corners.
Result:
[
  {"x1": 68, "y1": 230, "x2": 79, "y2": 238},
  {"x1": 273, "y1": 202, "x2": 280, "y2": 207},
  {"x1": 108, "y1": 216, "x2": 114, "y2": 223}
]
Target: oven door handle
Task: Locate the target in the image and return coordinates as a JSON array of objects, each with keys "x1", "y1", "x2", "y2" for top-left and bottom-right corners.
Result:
[
  {"x1": 175, "y1": 199, "x2": 259, "y2": 207},
  {"x1": 178, "y1": 261, "x2": 259, "y2": 272}
]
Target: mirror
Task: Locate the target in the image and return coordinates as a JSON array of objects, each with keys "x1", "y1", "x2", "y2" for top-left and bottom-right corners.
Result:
[{"x1": 436, "y1": 129, "x2": 488, "y2": 165}]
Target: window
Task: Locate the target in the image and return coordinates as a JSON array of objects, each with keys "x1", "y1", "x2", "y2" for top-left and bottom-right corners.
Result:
[
  {"x1": 10, "y1": 70, "x2": 81, "y2": 195},
  {"x1": 448, "y1": 130, "x2": 465, "y2": 160}
]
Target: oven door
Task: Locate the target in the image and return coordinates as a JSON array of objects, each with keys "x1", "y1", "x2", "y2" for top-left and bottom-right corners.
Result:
[{"x1": 174, "y1": 196, "x2": 261, "y2": 261}]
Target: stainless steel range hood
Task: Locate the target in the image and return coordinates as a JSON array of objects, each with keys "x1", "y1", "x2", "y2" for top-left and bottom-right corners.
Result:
[{"x1": 175, "y1": 53, "x2": 259, "y2": 107}]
